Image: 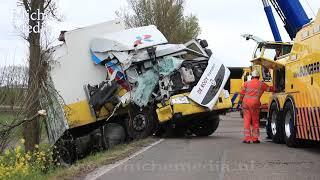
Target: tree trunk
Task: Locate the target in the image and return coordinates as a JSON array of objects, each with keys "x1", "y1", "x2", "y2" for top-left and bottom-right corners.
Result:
[{"x1": 23, "y1": 0, "x2": 44, "y2": 152}]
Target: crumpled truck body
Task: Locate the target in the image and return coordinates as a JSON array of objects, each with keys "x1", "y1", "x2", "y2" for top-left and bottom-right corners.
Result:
[
  {"x1": 155, "y1": 54, "x2": 231, "y2": 123},
  {"x1": 48, "y1": 20, "x2": 232, "y2": 144},
  {"x1": 47, "y1": 20, "x2": 126, "y2": 143}
]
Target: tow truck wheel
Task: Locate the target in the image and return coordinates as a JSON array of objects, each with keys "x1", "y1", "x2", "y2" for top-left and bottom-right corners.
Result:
[
  {"x1": 266, "y1": 115, "x2": 273, "y2": 139},
  {"x1": 126, "y1": 104, "x2": 157, "y2": 139},
  {"x1": 283, "y1": 100, "x2": 298, "y2": 147},
  {"x1": 193, "y1": 115, "x2": 220, "y2": 136},
  {"x1": 269, "y1": 102, "x2": 285, "y2": 144}
]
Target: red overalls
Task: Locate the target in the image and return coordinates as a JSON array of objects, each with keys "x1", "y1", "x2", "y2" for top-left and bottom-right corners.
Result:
[{"x1": 240, "y1": 78, "x2": 274, "y2": 142}]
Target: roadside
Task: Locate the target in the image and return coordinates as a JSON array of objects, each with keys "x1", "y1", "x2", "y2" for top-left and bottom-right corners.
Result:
[
  {"x1": 47, "y1": 138, "x2": 159, "y2": 180},
  {"x1": 0, "y1": 114, "x2": 159, "y2": 180}
]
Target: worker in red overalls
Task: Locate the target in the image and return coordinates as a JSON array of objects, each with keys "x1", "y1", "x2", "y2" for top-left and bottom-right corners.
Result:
[{"x1": 239, "y1": 70, "x2": 275, "y2": 144}]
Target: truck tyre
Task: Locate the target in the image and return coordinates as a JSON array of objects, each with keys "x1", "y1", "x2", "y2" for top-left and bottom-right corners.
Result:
[
  {"x1": 126, "y1": 104, "x2": 157, "y2": 139},
  {"x1": 265, "y1": 118, "x2": 272, "y2": 139},
  {"x1": 53, "y1": 134, "x2": 77, "y2": 165},
  {"x1": 193, "y1": 115, "x2": 220, "y2": 136},
  {"x1": 269, "y1": 102, "x2": 284, "y2": 144},
  {"x1": 283, "y1": 100, "x2": 298, "y2": 147},
  {"x1": 103, "y1": 123, "x2": 126, "y2": 148},
  {"x1": 54, "y1": 146, "x2": 73, "y2": 165}
]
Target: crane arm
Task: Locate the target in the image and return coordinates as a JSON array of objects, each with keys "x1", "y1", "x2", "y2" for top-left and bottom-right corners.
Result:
[
  {"x1": 262, "y1": 0, "x2": 311, "y2": 40},
  {"x1": 262, "y1": 0, "x2": 282, "y2": 41}
]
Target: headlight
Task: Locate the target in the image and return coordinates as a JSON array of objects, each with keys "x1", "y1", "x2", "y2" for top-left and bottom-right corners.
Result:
[
  {"x1": 171, "y1": 96, "x2": 190, "y2": 105},
  {"x1": 224, "y1": 90, "x2": 230, "y2": 99}
]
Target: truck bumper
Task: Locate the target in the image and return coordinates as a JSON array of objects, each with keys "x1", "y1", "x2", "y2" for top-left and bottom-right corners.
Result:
[{"x1": 156, "y1": 91, "x2": 232, "y2": 123}]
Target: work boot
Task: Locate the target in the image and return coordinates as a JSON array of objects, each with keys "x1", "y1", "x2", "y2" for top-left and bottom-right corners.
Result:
[
  {"x1": 242, "y1": 140, "x2": 250, "y2": 144},
  {"x1": 253, "y1": 140, "x2": 260, "y2": 144}
]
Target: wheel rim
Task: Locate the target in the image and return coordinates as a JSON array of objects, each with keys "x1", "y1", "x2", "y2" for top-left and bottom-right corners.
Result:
[
  {"x1": 133, "y1": 114, "x2": 147, "y2": 131},
  {"x1": 271, "y1": 111, "x2": 277, "y2": 135},
  {"x1": 57, "y1": 146, "x2": 72, "y2": 164},
  {"x1": 285, "y1": 110, "x2": 292, "y2": 138}
]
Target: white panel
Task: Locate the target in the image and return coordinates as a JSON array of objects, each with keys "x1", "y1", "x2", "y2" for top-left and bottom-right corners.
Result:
[
  {"x1": 90, "y1": 25, "x2": 168, "y2": 52},
  {"x1": 50, "y1": 20, "x2": 125, "y2": 104},
  {"x1": 189, "y1": 57, "x2": 230, "y2": 109}
]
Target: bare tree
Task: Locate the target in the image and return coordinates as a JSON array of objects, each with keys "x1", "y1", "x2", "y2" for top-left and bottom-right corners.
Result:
[
  {"x1": 17, "y1": 0, "x2": 60, "y2": 152},
  {"x1": 117, "y1": 0, "x2": 201, "y2": 43}
]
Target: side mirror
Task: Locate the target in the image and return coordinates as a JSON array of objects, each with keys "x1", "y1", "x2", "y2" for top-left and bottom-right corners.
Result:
[{"x1": 200, "y1": 40, "x2": 208, "y2": 48}]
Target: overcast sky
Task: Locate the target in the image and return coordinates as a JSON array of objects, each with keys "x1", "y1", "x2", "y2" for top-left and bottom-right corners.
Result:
[{"x1": 0, "y1": 0, "x2": 319, "y2": 67}]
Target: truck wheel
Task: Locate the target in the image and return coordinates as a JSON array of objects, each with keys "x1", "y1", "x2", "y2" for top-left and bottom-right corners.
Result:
[
  {"x1": 193, "y1": 115, "x2": 220, "y2": 136},
  {"x1": 283, "y1": 100, "x2": 298, "y2": 147},
  {"x1": 103, "y1": 123, "x2": 126, "y2": 148},
  {"x1": 126, "y1": 104, "x2": 157, "y2": 139},
  {"x1": 54, "y1": 146, "x2": 73, "y2": 165},
  {"x1": 269, "y1": 102, "x2": 284, "y2": 144},
  {"x1": 265, "y1": 118, "x2": 272, "y2": 139},
  {"x1": 53, "y1": 137, "x2": 77, "y2": 165}
]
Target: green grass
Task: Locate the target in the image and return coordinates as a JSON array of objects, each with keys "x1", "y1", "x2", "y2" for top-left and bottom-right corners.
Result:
[
  {"x1": 0, "y1": 112, "x2": 18, "y2": 137},
  {"x1": 0, "y1": 112, "x2": 48, "y2": 143},
  {"x1": 0, "y1": 112, "x2": 22, "y2": 149},
  {"x1": 0, "y1": 112, "x2": 15, "y2": 124},
  {"x1": 45, "y1": 138, "x2": 158, "y2": 180}
]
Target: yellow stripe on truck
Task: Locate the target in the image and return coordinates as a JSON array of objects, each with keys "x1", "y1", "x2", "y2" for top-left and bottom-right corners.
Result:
[{"x1": 64, "y1": 100, "x2": 110, "y2": 128}]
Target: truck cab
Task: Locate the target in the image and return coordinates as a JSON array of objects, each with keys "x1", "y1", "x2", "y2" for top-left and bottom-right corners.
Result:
[
  {"x1": 251, "y1": 41, "x2": 293, "y2": 93},
  {"x1": 228, "y1": 42, "x2": 292, "y2": 119}
]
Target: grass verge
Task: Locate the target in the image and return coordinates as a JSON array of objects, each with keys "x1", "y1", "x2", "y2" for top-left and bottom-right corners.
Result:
[
  {"x1": 47, "y1": 137, "x2": 158, "y2": 180},
  {"x1": 0, "y1": 112, "x2": 14, "y2": 124}
]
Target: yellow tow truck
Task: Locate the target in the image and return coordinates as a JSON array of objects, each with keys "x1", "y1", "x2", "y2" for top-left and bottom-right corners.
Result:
[
  {"x1": 251, "y1": 10, "x2": 320, "y2": 147},
  {"x1": 228, "y1": 41, "x2": 291, "y2": 119}
]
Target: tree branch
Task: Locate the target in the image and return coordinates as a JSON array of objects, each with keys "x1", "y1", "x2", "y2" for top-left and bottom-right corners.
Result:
[
  {"x1": 22, "y1": 0, "x2": 30, "y2": 12},
  {"x1": 0, "y1": 112, "x2": 44, "y2": 135},
  {"x1": 43, "y1": 0, "x2": 52, "y2": 10}
]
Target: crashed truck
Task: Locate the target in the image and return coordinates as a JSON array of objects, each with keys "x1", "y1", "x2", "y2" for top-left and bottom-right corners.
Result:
[{"x1": 46, "y1": 20, "x2": 231, "y2": 163}]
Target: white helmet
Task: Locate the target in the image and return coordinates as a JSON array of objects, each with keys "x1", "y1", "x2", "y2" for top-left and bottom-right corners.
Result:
[{"x1": 251, "y1": 70, "x2": 260, "y2": 77}]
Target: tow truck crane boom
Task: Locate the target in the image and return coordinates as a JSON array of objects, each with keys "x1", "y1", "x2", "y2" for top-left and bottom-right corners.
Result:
[
  {"x1": 262, "y1": 0, "x2": 282, "y2": 41},
  {"x1": 262, "y1": 0, "x2": 310, "y2": 40}
]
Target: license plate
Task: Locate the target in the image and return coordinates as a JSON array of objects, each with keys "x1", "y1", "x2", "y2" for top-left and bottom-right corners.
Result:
[{"x1": 171, "y1": 96, "x2": 190, "y2": 105}]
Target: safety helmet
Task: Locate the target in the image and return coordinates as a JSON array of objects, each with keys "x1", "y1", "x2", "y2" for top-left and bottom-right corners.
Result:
[{"x1": 251, "y1": 70, "x2": 260, "y2": 77}]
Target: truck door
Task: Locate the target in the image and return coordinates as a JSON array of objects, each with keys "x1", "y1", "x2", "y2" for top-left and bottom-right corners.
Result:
[{"x1": 251, "y1": 57, "x2": 285, "y2": 93}]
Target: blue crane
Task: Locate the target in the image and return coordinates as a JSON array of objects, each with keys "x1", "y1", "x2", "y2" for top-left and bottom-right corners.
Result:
[{"x1": 262, "y1": 0, "x2": 311, "y2": 41}]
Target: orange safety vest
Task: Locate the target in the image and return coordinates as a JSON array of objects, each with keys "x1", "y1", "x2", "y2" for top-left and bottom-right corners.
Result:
[{"x1": 240, "y1": 78, "x2": 273, "y2": 109}]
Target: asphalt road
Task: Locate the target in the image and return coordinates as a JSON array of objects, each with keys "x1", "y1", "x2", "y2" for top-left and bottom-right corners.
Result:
[{"x1": 92, "y1": 112, "x2": 320, "y2": 180}]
